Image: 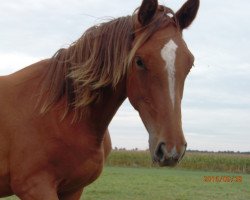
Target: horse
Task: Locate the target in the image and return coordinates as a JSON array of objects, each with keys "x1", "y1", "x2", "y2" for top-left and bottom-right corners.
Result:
[{"x1": 0, "y1": 0, "x2": 199, "y2": 199}]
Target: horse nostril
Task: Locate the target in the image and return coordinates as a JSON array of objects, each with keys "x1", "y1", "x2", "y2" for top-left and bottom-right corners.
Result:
[
  {"x1": 154, "y1": 143, "x2": 187, "y2": 167},
  {"x1": 154, "y1": 143, "x2": 165, "y2": 162}
]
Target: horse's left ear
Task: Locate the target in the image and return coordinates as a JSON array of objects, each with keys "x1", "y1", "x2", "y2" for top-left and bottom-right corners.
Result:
[
  {"x1": 138, "y1": 0, "x2": 158, "y2": 26},
  {"x1": 175, "y1": 0, "x2": 200, "y2": 30}
]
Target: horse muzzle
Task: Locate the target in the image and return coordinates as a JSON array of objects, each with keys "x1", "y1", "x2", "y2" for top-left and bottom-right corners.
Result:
[{"x1": 153, "y1": 142, "x2": 187, "y2": 167}]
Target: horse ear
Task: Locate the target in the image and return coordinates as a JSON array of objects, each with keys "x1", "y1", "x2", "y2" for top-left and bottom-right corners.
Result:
[
  {"x1": 138, "y1": 0, "x2": 158, "y2": 26},
  {"x1": 175, "y1": 0, "x2": 200, "y2": 30}
]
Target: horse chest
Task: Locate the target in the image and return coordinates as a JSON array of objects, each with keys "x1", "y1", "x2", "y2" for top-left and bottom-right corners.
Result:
[
  {"x1": 58, "y1": 160, "x2": 104, "y2": 193},
  {"x1": 48, "y1": 140, "x2": 105, "y2": 191}
]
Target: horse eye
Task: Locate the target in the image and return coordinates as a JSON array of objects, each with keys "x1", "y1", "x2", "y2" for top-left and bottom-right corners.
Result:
[{"x1": 135, "y1": 56, "x2": 146, "y2": 69}]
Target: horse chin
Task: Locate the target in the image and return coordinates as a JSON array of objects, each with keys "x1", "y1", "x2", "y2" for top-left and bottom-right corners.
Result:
[{"x1": 158, "y1": 158, "x2": 178, "y2": 167}]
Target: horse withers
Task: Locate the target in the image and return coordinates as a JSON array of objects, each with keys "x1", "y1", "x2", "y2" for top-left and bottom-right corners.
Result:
[{"x1": 0, "y1": 0, "x2": 199, "y2": 199}]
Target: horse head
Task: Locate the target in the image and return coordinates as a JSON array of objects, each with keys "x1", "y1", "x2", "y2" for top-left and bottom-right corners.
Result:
[{"x1": 127, "y1": 0, "x2": 199, "y2": 166}]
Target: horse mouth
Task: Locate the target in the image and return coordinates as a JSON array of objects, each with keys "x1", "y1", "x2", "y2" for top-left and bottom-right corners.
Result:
[{"x1": 153, "y1": 142, "x2": 187, "y2": 167}]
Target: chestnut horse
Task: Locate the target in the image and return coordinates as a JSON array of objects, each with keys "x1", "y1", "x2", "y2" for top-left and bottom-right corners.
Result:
[{"x1": 0, "y1": 0, "x2": 199, "y2": 199}]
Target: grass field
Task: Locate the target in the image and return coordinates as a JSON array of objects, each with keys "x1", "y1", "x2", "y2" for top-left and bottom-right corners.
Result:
[
  {"x1": 107, "y1": 150, "x2": 250, "y2": 173},
  {"x1": 2, "y1": 167, "x2": 249, "y2": 200},
  {"x1": 1, "y1": 151, "x2": 249, "y2": 200},
  {"x1": 84, "y1": 167, "x2": 250, "y2": 200}
]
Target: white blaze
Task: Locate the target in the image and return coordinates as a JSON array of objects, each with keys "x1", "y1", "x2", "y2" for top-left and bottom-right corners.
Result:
[{"x1": 160, "y1": 39, "x2": 178, "y2": 108}]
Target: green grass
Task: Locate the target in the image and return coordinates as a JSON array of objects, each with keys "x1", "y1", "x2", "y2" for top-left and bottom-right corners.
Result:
[
  {"x1": 1, "y1": 167, "x2": 249, "y2": 200},
  {"x1": 84, "y1": 167, "x2": 250, "y2": 200},
  {"x1": 1, "y1": 151, "x2": 249, "y2": 199}
]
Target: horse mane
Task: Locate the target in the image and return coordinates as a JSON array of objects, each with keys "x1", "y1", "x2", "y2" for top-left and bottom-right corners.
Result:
[{"x1": 39, "y1": 6, "x2": 177, "y2": 120}]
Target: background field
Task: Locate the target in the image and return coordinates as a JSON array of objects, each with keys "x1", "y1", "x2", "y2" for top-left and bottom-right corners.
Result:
[
  {"x1": 1, "y1": 151, "x2": 250, "y2": 200},
  {"x1": 84, "y1": 167, "x2": 250, "y2": 200},
  {"x1": 107, "y1": 150, "x2": 250, "y2": 173}
]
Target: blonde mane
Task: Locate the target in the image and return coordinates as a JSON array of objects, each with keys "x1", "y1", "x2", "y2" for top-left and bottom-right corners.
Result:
[{"x1": 40, "y1": 7, "x2": 177, "y2": 119}]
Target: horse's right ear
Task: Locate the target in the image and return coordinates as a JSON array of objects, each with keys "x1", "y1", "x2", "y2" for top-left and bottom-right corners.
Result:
[
  {"x1": 138, "y1": 0, "x2": 158, "y2": 26},
  {"x1": 176, "y1": 0, "x2": 200, "y2": 30}
]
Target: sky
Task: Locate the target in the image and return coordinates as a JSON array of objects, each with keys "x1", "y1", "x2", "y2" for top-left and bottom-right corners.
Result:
[{"x1": 0, "y1": 0, "x2": 249, "y2": 152}]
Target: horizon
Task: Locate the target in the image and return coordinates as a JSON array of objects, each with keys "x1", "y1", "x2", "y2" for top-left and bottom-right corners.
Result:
[{"x1": 112, "y1": 147, "x2": 250, "y2": 154}]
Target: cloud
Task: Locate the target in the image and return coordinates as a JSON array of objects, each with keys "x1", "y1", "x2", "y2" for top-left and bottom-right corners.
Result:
[
  {"x1": 0, "y1": 0, "x2": 249, "y2": 151},
  {"x1": 109, "y1": 100, "x2": 149, "y2": 150},
  {"x1": 0, "y1": 53, "x2": 39, "y2": 75}
]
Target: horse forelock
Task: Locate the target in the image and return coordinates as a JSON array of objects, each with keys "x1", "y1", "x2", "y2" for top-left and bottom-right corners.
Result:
[{"x1": 39, "y1": 5, "x2": 178, "y2": 120}]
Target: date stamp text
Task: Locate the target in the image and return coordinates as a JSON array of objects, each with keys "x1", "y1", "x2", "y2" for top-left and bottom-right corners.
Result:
[{"x1": 203, "y1": 176, "x2": 243, "y2": 183}]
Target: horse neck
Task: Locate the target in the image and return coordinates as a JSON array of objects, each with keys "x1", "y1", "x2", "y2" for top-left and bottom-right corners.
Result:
[
  {"x1": 52, "y1": 76, "x2": 127, "y2": 138},
  {"x1": 17, "y1": 59, "x2": 127, "y2": 138},
  {"x1": 86, "y1": 78, "x2": 127, "y2": 133}
]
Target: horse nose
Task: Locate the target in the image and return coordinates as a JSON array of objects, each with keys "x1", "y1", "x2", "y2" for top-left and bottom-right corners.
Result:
[{"x1": 154, "y1": 142, "x2": 187, "y2": 167}]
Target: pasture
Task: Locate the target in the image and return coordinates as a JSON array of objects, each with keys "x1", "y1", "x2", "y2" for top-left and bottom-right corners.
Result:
[
  {"x1": 1, "y1": 151, "x2": 249, "y2": 200},
  {"x1": 2, "y1": 167, "x2": 249, "y2": 200},
  {"x1": 84, "y1": 167, "x2": 250, "y2": 200},
  {"x1": 107, "y1": 150, "x2": 250, "y2": 173}
]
